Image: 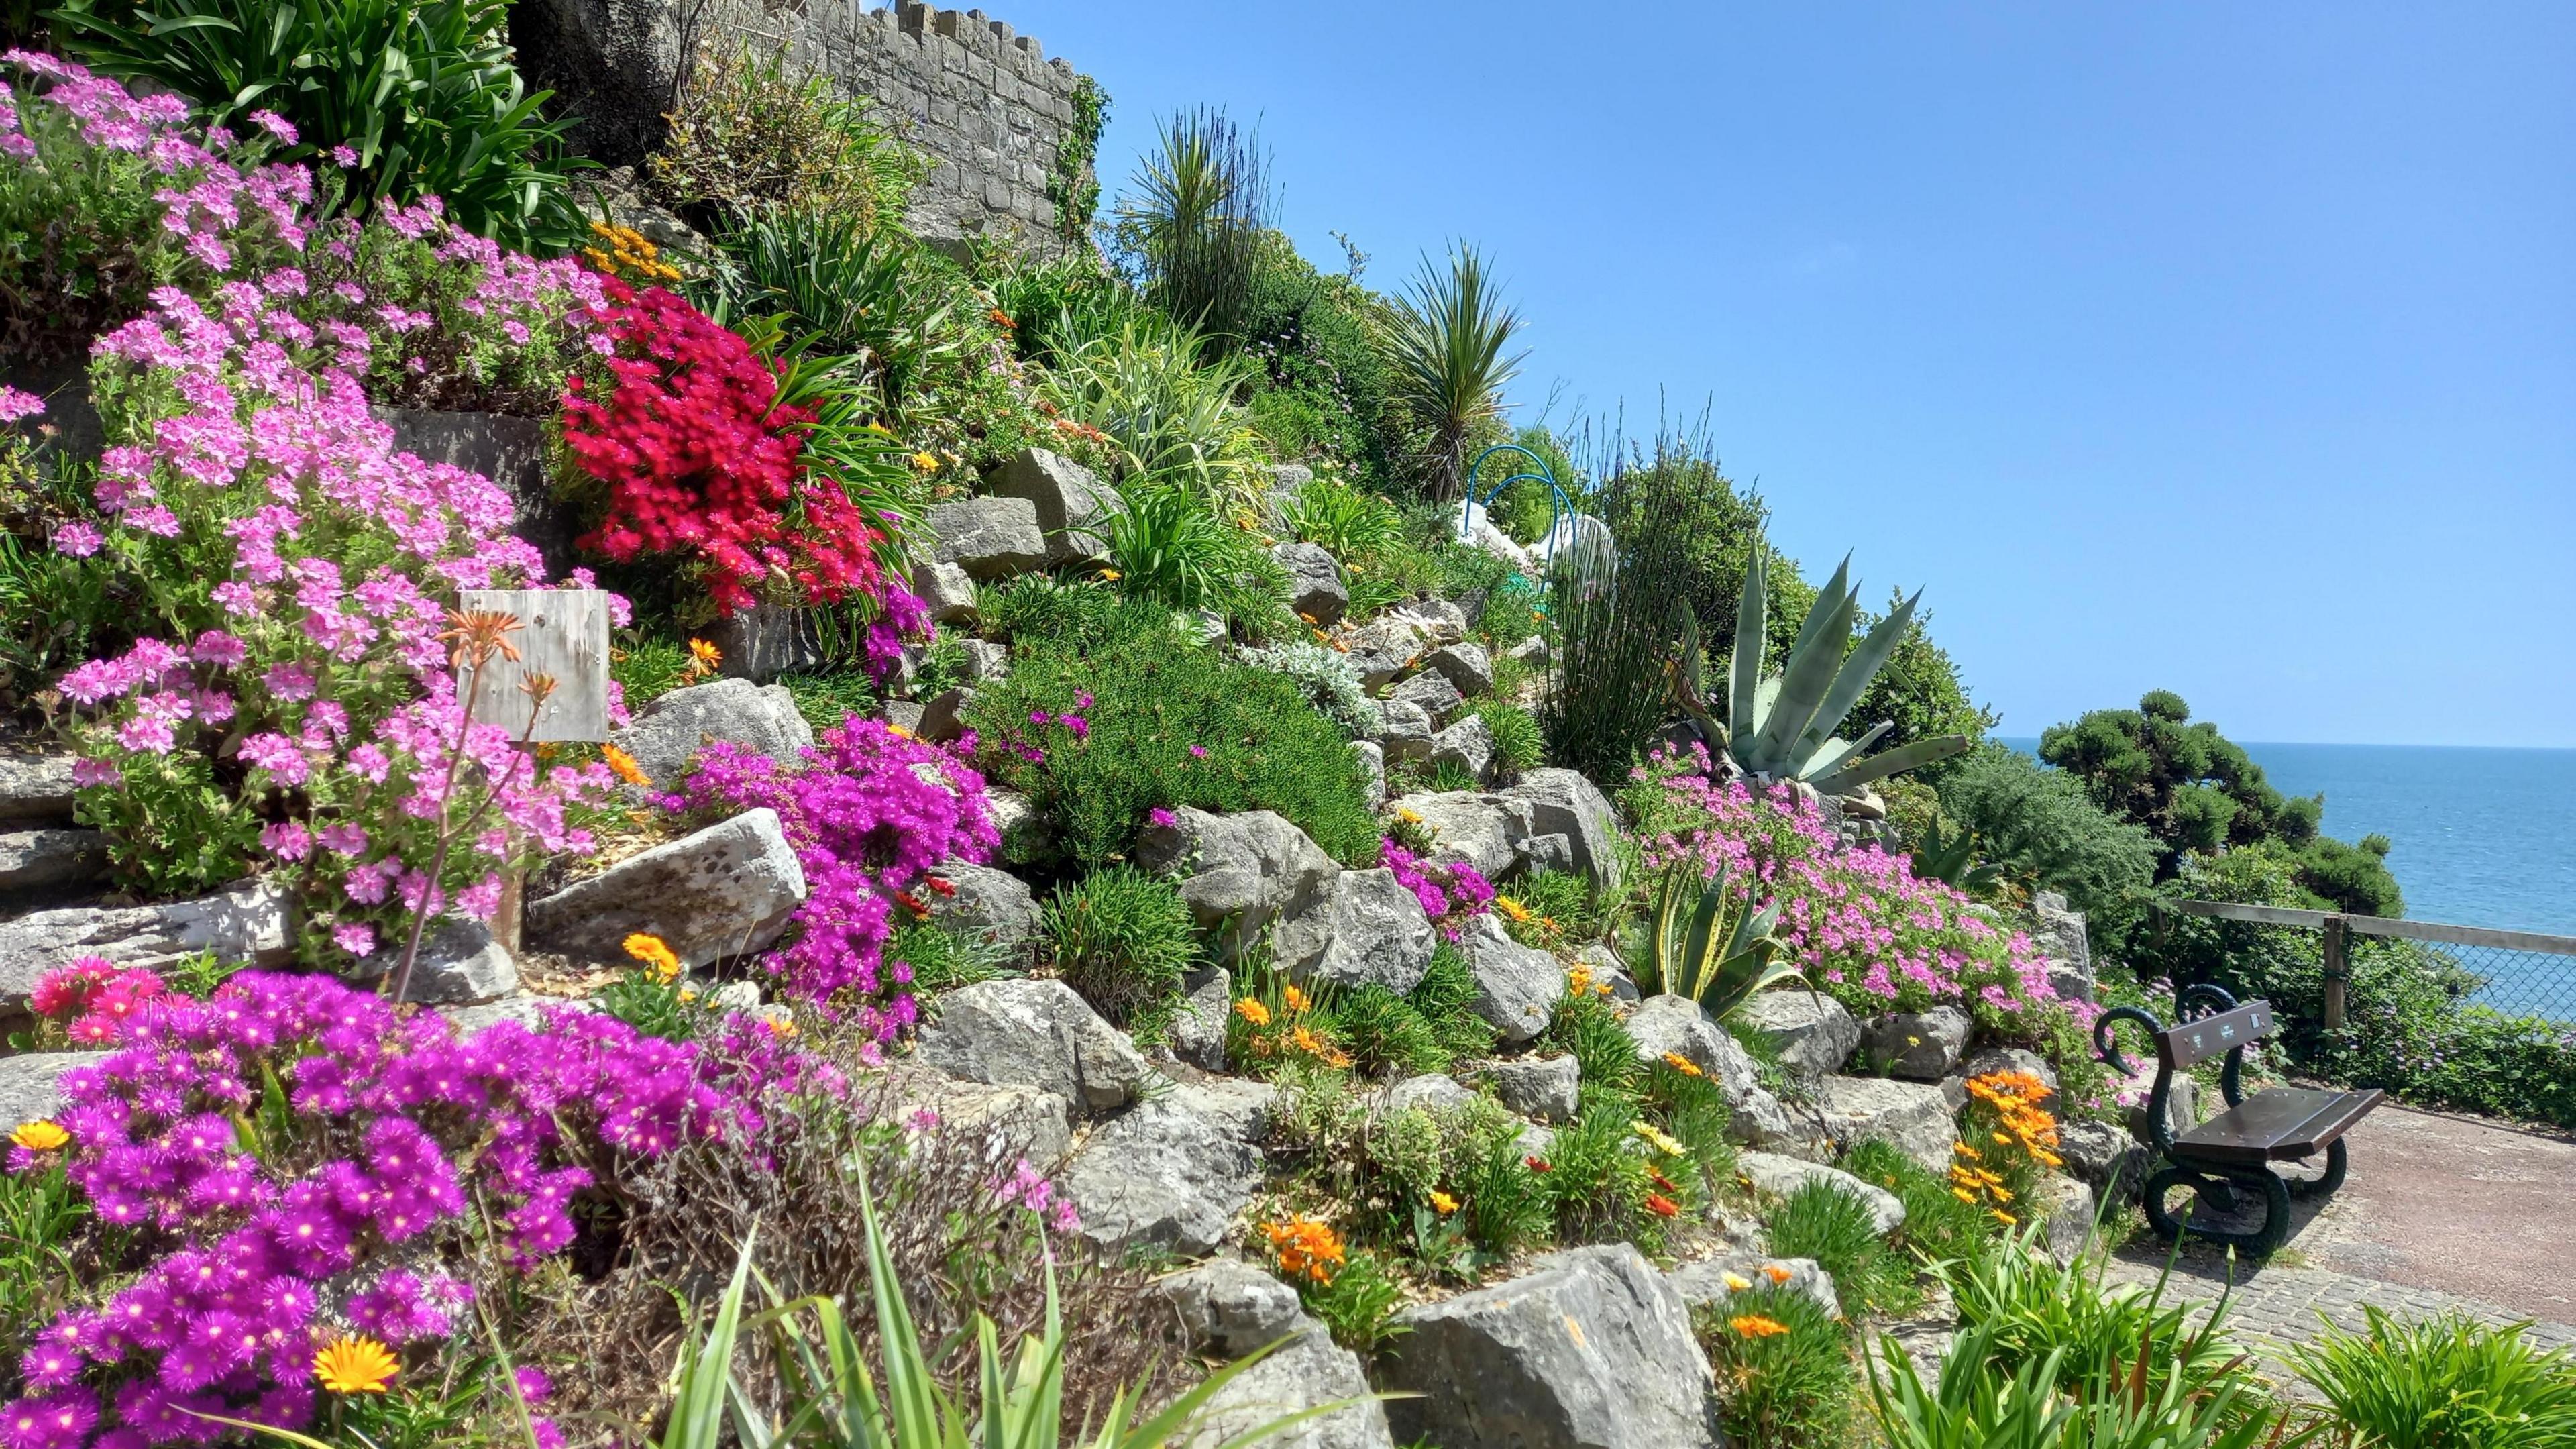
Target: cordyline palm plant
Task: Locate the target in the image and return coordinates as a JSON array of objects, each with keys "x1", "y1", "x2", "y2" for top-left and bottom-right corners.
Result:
[
  {"x1": 1638, "y1": 862, "x2": 1798, "y2": 1020},
  {"x1": 1674, "y1": 535, "x2": 1969, "y2": 794},
  {"x1": 1118, "y1": 106, "x2": 1271, "y2": 357},
  {"x1": 1384, "y1": 246, "x2": 1526, "y2": 500}
]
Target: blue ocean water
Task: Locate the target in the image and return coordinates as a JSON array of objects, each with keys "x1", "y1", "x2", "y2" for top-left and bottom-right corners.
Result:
[{"x1": 1998, "y1": 739, "x2": 2576, "y2": 1016}]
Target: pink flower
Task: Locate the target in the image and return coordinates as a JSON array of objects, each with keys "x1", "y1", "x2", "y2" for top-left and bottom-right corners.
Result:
[
  {"x1": 333, "y1": 922, "x2": 376, "y2": 957},
  {"x1": 0, "y1": 385, "x2": 44, "y2": 422},
  {"x1": 51, "y1": 522, "x2": 102, "y2": 557}
]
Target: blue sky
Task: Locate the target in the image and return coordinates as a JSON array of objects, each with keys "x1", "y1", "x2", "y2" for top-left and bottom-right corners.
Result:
[{"x1": 999, "y1": 2, "x2": 2575, "y2": 747}]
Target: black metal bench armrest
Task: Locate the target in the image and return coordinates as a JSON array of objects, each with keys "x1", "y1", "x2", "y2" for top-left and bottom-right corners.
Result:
[{"x1": 2093, "y1": 1005, "x2": 2165, "y2": 1078}]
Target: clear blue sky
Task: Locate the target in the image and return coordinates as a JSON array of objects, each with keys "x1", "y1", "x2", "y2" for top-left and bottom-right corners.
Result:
[{"x1": 998, "y1": 2, "x2": 2576, "y2": 748}]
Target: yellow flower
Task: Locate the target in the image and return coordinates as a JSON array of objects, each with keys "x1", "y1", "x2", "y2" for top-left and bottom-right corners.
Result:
[
  {"x1": 1283, "y1": 984, "x2": 1313, "y2": 1015},
  {"x1": 911, "y1": 451, "x2": 941, "y2": 472},
  {"x1": 687, "y1": 638, "x2": 722, "y2": 673},
  {"x1": 623, "y1": 933, "x2": 682, "y2": 983},
  {"x1": 1394, "y1": 808, "x2": 1424, "y2": 826},
  {"x1": 1952, "y1": 1142, "x2": 1983, "y2": 1160},
  {"x1": 677, "y1": 989, "x2": 698, "y2": 1004},
  {"x1": 1662, "y1": 1052, "x2": 1705, "y2": 1078},
  {"x1": 1991, "y1": 1209, "x2": 2018, "y2": 1227},
  {"x1": 1992, "y1": 1131, "x2": 2013, "y2": 1146},
  {"x1": 314, "y1": 1335, "x2": 400, "y2": 1395},
  {"x1": 1234, "y1": 998, "x2": 1272, "y2": 1027},
  {"x1": 1428, "y1": 1191, "x2": 1458, "y2": 1215},
  {"x1": 1632, "y1": 1122, "x2": 1686, "y2": 1157},
  {"x1": 888, "y1": 724, "x2": 912, "y2": 739},
  {"x1": 1495, "y1": 896, "x2": 1533, "y2": 922},
  {"x1": 10, "y1": 1120, "x2": 69, "y2": 1152},
  {"x1": 1099, "y1": 568, "x2": 1122, "y2": 582},
  {"x1": 601, "y1": 743, "x2": 651, "y2": 788},
  {"x1": 763, "y1": 1016, "x2": 799, "y2": 1039},
  {"x1": 1729, "y1": 1316, "x2": 1790, "y2": 1338},
  {"x1": 1950, "y1": 1187, "x2": 1979, "y2": 1204},
  {"x1": 1289, "y1": 1024, "x2": 1351, "y2": 1069},
  {"x1": 1721, "y1": 1271, "x2": 1754, "y2": 1292}
]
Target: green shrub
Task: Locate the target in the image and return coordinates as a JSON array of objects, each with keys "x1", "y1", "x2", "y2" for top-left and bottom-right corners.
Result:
[
  {"x1": 1040, "y1": 866, "x2": 1199, "y2": 1023},
  {"x1": 1701, "y1": 1285, "x2": 1858, "y2": 1449},
  {"x1": 1543, "y1": 987, "x2": 1641, "y2": 1103},
  {"x1": 1841, "y1": 1138, "x2": 2004, "y2": 1271},
  {"x1": 1279, "y1": 474, "x2": 1405, "y2": 557},
  {"x1": 1540, "y1": 438, "x2": 1707, "y2": 784},
  {"x1": 1100, "y1": 482, "x2": 1290, "y2": 633},
  {"x1": 1945, "y1": 1232, "x2": 2254, "y2": 1401},
  {"x1": 1240, "y1": 259, "x2": 1408, "y2": 493},
  {"x1": 1237, "y1": 640, "x2": 1373, "y2": 737},
  {"x1": 1472, "y1": 699, "x2": 1545, "y2": 776},
  {"x1": 1297, "y1": 1241, "x2": 1409, "y2": 1354},
  {"x1": 1864, "y1": 1313, "x2": 2296, "y2": 1449},
  {"x1": 1766, "y1": 1178, "x2": 1915, "y2": 1316},
  {"x1": 1640, "y1": 1057, "x2": 1737, "y2": 1198},
  {"x1": 778, "y1": 670, "x2": 880, "y2": 737},
  {"x1": 56, "y1": 0, "x2": 586, "y2": 248},
  {"x1": 886, "y1": 916, "x2": 1000, "y2": 994},
  {"x1": 651, "y1": 41, "x2": 928, "y2": 231},
  {"x1": 1501, "y1": 869, "x2": 1603, "y2": 947},
  {"x1": 1542, "y1": 1096, "x2": 1654, "y2": 1242},
  {"x1": 986, "y1": 250, "x2": 1144, "y2": 367},
  {"x1": 701, "y1": 204, "x2": 975, "y2": 417},
  {"x1": 1933, "y1": 743, "x2": 2158, "y2": 934},
  {"x1": 1451, "y1": 1116, "x2": 1554, "y2": 1256},
  {"x1": 981, "y1": 575, "x2": 1128, "y2": 651},
  {"x1": 967, "y1": 601, "x2": 1378, "y2": 867},
  {"x1": 1329, "y1": 985, "x2": 1450, "y2": 1078},
  {"x1": 1407, "y1": 943, "x2": 1499, "y2": 1061},
  {"x1": 2288, "y1": 1307, "x2": 2576, "y2": 1449},
  {"x1": 1112, "y1": 106, "x2": 1273, "y2": 359}
]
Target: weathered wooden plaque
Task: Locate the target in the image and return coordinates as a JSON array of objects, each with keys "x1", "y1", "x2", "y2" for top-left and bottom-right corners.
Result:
[{"x1": 456, "y1": 589, "x2": 611, "y2": 743}]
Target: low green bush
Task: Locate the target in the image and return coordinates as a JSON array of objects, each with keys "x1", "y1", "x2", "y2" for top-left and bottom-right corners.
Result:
[
  {"x1": 1933, "y1": 743, "x2": 2159, "y2": 935},
  {"x1": 1238, "y1": 639, "x2": 1373, "y2": 737},
  {"x1": 1040, "y1": 865, "x2": 1198, "y2": 1024},
  {"x1": 979, "y1": 575, "x2": 1128, "y2": 651},
  {"x1": 2288, "y1": 1307, "x2": 2576, "y2": 1448},
  {"x1": 1472, "y1": 698, "x2": 1545, "y2": 776},
  {"x1": 1841, "y1": 1138, "x2": 2005, "y2": 1271},
  {"x1": 1701, "y1": 1283, "x2": 1858, "y2": 1449},
  {"x1": 967, "y1": 599, "x2": 1378, "y2": 867},
  {"x1": 1407, "y1": 942, "x2": 1500, "y2": 1061},
  {"x1": 1544, "y1": 985, "x2": 1642, "y2": 1103},
  {"x1": 1541, "y1": 1096, "x2": 1655, "y2": 1243},
  {"x1": 1766, "y1": 1178, "x2": 1915, "y2": 1316},
  {"x1": 1328, "y1": 984, "x2": 1450, "y2": 1078}
]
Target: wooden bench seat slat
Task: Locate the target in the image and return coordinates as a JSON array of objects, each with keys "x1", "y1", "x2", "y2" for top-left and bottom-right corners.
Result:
[{"x1": 2174, "y1": 1086, "x2": 2385, "y2": 1166}]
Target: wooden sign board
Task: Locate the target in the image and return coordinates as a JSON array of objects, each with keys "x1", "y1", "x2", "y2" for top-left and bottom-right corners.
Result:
[{"x1": 456, "y1": 589, "x2": 612, "y2": 743}]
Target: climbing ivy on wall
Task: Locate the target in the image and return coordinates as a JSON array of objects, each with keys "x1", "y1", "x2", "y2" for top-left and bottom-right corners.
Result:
[{"x1": 1051, "y1": 74, "x2": 1109, "y2": 246}]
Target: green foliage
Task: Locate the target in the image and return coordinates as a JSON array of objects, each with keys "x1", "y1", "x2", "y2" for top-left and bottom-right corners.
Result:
[
  {"x1": 1674, "y1": 534, "x2": 1970, "y2": 794},
  {"x1": 1540, "y1": 439, "x2": 1707, "y2": 784},
  {"x1": 1543, "y1": 986, "x2": 1641, "y2": 1102},
  {"x1": 1407, "y1": 942, "x2": 1500, "y2": 1061},
  {"x1": 55, "y1": 0, "x2": 586, "y2": 248},
  {"x1": 0, "y1": 447, "x2": 135, "y2": 715},
  {"x1": 1589, "y1": 434, "x2": 1781, "y2": 664},
  {"x1": 1471, "y1": 699, "x2": 1545, "y2": 776},
  {"x1": 1701, "y1": 1285, "x2": 1858, "y2": 1449},
  {"x1": 967, "y1": 600, "x2": 1379, "y2": 867},
  {"x1": 595, "y1": 964, "x2": 702, "y2": 1042},
  {"x1": 699, "y1": 204, "x2": 967, "y2": 416},
  {"x1": 1240, "y1": 258, "x2": 1409, "y2": 491},
  {"x1": 1864, "y1": 1313, "x2": 2304, "y2": 1449},
  {"x1": 1100, "y1": 482, "x2": 1289, "y2": 633},
  {"x1": 1933, "y1": 743, "x2": 2159, "y2": 934},
  {"x1": 1277, "y1": 475, "x2": 1405, "y2": 557},
  {"x1": 1498, "y1": 869, "x2": 1602, "y2": 950},
  {"x1": 1042, "y1": 865, "x2": 1199, "y2": 1024},
  {"x1": 1540, "y1": 1095, "x2": 1654, "y2": 1242},
  {"x1": 1381, "y1": 245, "x2": 1526, "y2": 498},
  {"x1": 1238, "y1": 641, "x2": 1373, "y2": 737},
  {"x1": 1044, "y1": 314, "x2": 1265, "y2": 504},
  {"x1": 2287, "y1": 1307, "x2": 2576, "y2": 1449},
  {"x1": 1766, "y1": 1178, "x2": 1917, "y2": 1316},
  {"x1": 1947, "y1": 1232, "x2": 2260, "y2": 1406},
  {"x1": 1639, "y1": 861, "x2": 1796, "y2": 1020},
  {"x1": 1639, "y1": 1057, "x2": 1737, "y2": 1197},
  {"x1": 1840, "y1": 1138, "x2": 2006, "y2": 1271},
  {"x1": 1327, "y1": 985, "x2": 1452, "y2": 1078},
  {"x1": 650, "y1": 41, "x2": 928, "y2": 232},
  {"x1": 1297, "y1": 1243, "x2": 1410, "y2": 1355},
  {"x1": 985, "y1": 250, "x2": 1142, "y2": 367},
  {"x1": 1451, "y1": 1118, "x2": 1555, "y2": 1256},
  {"x1": 980, "y1": 574, "x2": 1127, "y2": 651},
  {"x1": 1114, "y1": 106, "x2": 1273, "y2": 356},
  {"x1": 1909, "y1": 817, "x2": 2002, "y2": 895},
  {"x1": 885, "y1": 916, "x2": 1000, "y2": 994},
  {"x1": 1048, "y1": 74, "x2": 1108, "y2": 247},
  {"x1": 0, "y1": 1161, "x2": 89, "y2": 1366},
  {"x1": 778, "y1": 670, "x2": 881, "y2": 737}
]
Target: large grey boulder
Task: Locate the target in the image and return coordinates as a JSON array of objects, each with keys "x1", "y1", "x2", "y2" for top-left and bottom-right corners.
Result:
[
  {"x1": 1193, "y1": 1318, "x2": 1393, "y2": 1449},
  {"x1": 608, "y1": 677, "x2": 814, "y2": 792},
  {"x1": 390, "y1": 918, "x2": 519, "y2": 1005},
  {"x1": 1344, "y1": 618, "x2": 1431, "y2": 690},
  {"x1": 1063, "y1": 1094, "x2": 1263, "y2": 1256},
  {"x1": 1383, "y1": 1243, "x2": 1721, "y2": 1449},
  {"x1": 1380, "y1": 1072, "x2": 1481, "y2": 1119},
  {"x1": 924, "y1": 860, "x2": 1041, "y2": 965},
  {"x1": 1430, "y1": 714, "x2": 1496, "y2": 786},
  {"x1": 0, "y1": 749, "x2": 77, "y2": 824},
  {"x1": 1736, "y1": 989, "x2": 1862, "y2": 1083},
  {"x1": 2033, "y1": 1174, "x2": 2098, "y2": 1263},
  {"x1": 1488, "y1": 1055, "x2": 1580, "y2": 1123},
  {"x1": 1855, "y1": 1005, "x2": 1973, "y2": 1082},
  {"x1": 1736, "y1": 1150, "x2": 1907, "y2": 1235},
  {"x1": 1625, "y1": 994, "x2": 1798, "y2": 1149},
  {"x1": 1387, "y1": 791, "x2": 1533, "y2": 881},
  {"x1": 525, "y1": 808, "x2": 806, "y2": 970},
  {"x1": 0, "y1": 1051, "x2": 106, "y2": 1126},
  {"x1": 1951, "y1": 1045, "x2": 2059, "y2": 1103},
  {"x1": 988, "y1": 788, "x2": 1049, "y2": 865},
  {"x1": 701, "y1": 604, "x2": 823, "y2": 684},
  {"x1": 914, "y1": 559, "x2": 979, "y2": 623},
  {"x1": 2057, "y1": 1118, "x2": 2147, "y2": 1200},
  {"x1": 895, "y1": 1073, "x2": 1075, "y2": 1167},
  {"x1": 1307, "y1": 868, "x2": 1436, "y2": 994},
  {"x1": 1157, "y1": 1258, "x2": 1305, "y2": 1360},
  {"x1": 1137, "y1": 808, "x2": 1341, "y2": 975},
  {"x1": 1273, "y1": 541, "x2": 1349, "y2": 626},
  {"x1": 1383, "y1": 599, "x2": 1471, "y2": 645},
  {"x1": 1461, "y1": 915, "x2": 1560, "y2": 1045},
  {"x1": 1420, "y1": 641, "x2": 1494, "y2": 698},
  {"x1": 914, "y1": 978, "x2": 1149, "y2": 1114},
  {"x1": 1813, "y1": 1075, "x2": 1960, "y2": 1171},
  {"x1": 1668, "y1": 1253, "x2": 1843, "y2": 1319},
  {"x1": 1371, "y1": 698, "x2": 1436, "y2": 763},
  {"x1": 0, "y1": 880, "x2": 290, "y2": 1007},
  {"x1": 988, "y1": 448, "x2": 1120, "y2": 565},
  {"x1": 1501, "y1": 769, "x2": 1623, "y2": 889},
  {"x1": 1383, "y1": 669, "x2": 1466, "y2": 729},
  {"x1": 1167, "y1": 965, "x2": 1232, "y2": 1073},
  {"x1": 929, "y1": 496, "x2": 1048, "y2": 579},
  {"x1": 0, "y1": 828, "x2": 109, "y2": 893}
]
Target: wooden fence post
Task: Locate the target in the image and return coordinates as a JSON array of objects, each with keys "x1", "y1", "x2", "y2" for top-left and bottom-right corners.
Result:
[{"x1": 2321, "y1": 916, "x2": 2349, "y2": 1030}]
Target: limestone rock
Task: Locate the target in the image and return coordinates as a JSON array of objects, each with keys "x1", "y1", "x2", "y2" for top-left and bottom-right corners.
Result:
[
  {"x1": 1668, "y1": 1253, "x2": 1843, "y2": 1319},
  {"x1": 1735, "y1": 1150, "x2": 1907, "y2": 1235},
  {"x1": 924, "y1": 860, "x2": 1041, "y2": 965},
  {"x1": 910, "y1": 1077, "x2": 1075, "y2": 1167},
  {"x1": 1273, "y1": 541, "x2": 1349, "y2": 626},
  {"x1": 1813, "y1": 1075, "x2": 1960, "y2": 1171},
  {"x1": 608, "y1": 677, "x2": 814, "y2": 792},
  {"x1": 915, "y1": 559, "x2": 979, "y2": 623},
  {"x1": 1952, "y1": 1045, "x2": 2059, "y2": 1104},
  {"x1": 2033, "y1": 890, "x2": 2094, "y2": 1002},
  {"x1": 1421, "y1": 642, "x2": 1494, "y2": 697},
  {"x1": 1503, "y1": 635, "x2": 1548, "y2": 668},
  {"x1": 1386, "y1": 791, "x2": 1533, "y2": 881},
  {"x1": 1345, "y1": 618, "x2": 1431, "y2": 690},
  {"x1": 0, "y1": 749, "x2": 78, "y2": 824},
  {"x1": 1381, "y1": 1073, "x2": 1481, "y2": 1119},
  {"x1": 1167, "y1": 965, "x2": 1232, "y2": 1073},
  {"x1": 1461, "y1": 915, "x2": 1559, "y2": 1044},
  {"x1": 1488, "y1": 1055, "x2": 1580, "y2": 1123},
  {"x1": 1351, "y1": 740, "x2": 1385, "y2": 808},
  {"x1": 1626, "y1": 994, "x2": 1799, "y2": 1149},
  {"x1": 988, "y1": 448, "x2": 1119, "y2": 565},
  {"x1": 1063, "y1": 1094, "x2": 1263, "y2": 1256},
  {"x1": 1371, "y1": 698, "x2": 1436, "y2": 763},
  {"x1": 1383, "y1": 599, "x2": 1471, "y2": 645},
  {"x1": 1575, "y1": 941, "x2": 1640, "y2": 1000},
  {"x1": 1855, "y1": 1004, "x2": 1972, "y2": 1082},
  {"x1": 959, "y1": 639, "x2": 1010, "y2": 685},
  {"x1": 390, "y1": 918, "x2": 520, "y2": 1005},
  {"x1": 0, "y1": 1051, "x2": 106, "y2": 1126},
  {"x1": 1383, "y1": 1243, "x2": 1722, "y2": 1449},
  {"x1": 914, "y1": 686, "x2": 975, "y2": 744},
  {"x1": 988, "y1": 788, "x2": 1049, "y2": 865},
  {"x1": 1307, "y1": 867, "x2": 1436, "y2": 994},
  {"x1": 1157, "y1": 1258, "x2": 1305, "y2": 1359},
  {"x1": 0, "y1": 881, "x2": 290, "y2": 1007},
  {"x1": 913, "y1": 978, "x2": 1148, "y2": 1114},
  {"x1": 1736, "y1": 988, "x2": 1862, "y2": 1083},
  {"x1": 702, "y1": 604, "x2": 824, "y2": 684},
  {"x1": 1383, "y1": 669, "x2": 1465, "y2": 729},
  {"x1": 1429, "y1": 714, "x2": 1496, "y2": 785},
  {"x1": 1194, "y1": 1318, "x2": 1394, "y2": 1449},
  {"x1": 1501, "y1": 769, "x2": 1623, "y2": 890},
  {"x1": 1164, "y1": 1076, "x2": 1281, "y2": 1144},
  {"x1": 1137, "y1": 808, "x2": 1340, "y2": 975},
  {"x1": 2034, "y1": 1174, "x2": 2098, "y2": 1263},
  {"x1": 525, "y1": 808, "x2": 807, "y2": 970},
  {"x1": 929, "y1": 496, "x2": 1047, "y2": 579},
  {"x1": 2056, "y1": 1118, "x2": 2147, "y2": 1200},
  {"x1": 0, "y1": 828, "x2": 109, "y2": 893}
]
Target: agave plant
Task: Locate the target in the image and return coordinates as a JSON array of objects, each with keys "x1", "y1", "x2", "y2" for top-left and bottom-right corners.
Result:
[
  {"x1": 1909, "y1": 818, "x2": 2002, "y2": 895},
  {"x1": 1638, "y1": 863, "x2": 1799, "y2": 1020},
  {"x1": 1674, "y1": 535, "x2": 1969, "y2": 792}
]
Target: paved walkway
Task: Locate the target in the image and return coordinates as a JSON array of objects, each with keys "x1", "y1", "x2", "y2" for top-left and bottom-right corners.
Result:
[{"x1": 2102, "y1": 1102, "x2": 2576, "y2": 1375}]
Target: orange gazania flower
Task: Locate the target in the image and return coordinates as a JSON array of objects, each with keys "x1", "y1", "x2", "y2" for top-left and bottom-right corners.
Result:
[
  {"x1": 1526, "y1": 1156, "x2": 1552, "y2": 1173},
  {"x1": 1283, "y1": 983, "x2": 1313, "y2": 1015},
  {"x1": 1645, "y1": 1192, "x2": 1681, "y2": 1218},
  {"x1": 893, "y1": 891, "x2": 931, "y2": 920},
  {"x1": 602, "y1": 743, "x2": 651, "y2": 788},
  {"x1": 10, "y1": 1120, "x2": 69, "y2": 1152},
  {"x1": 1234, "y1": 998, "x2": 1272, "y2": 1027},
  {"x1": 925, "y1": 876, "x2": 958, "y2": 897},
  {"x1": 622, "y1": 933, "x2": 682, "y2": 983},
  {"x1": 1762, "y1": 1263, "x2": 1794, "y2": 1286},
  {"x1": 687, "y1": 637, "x2": 723, "y2": 673},
  {"x1": 1263, "y1": 1218, "x2": 1346, "y2": 1285},
  {"x1": 1662, "y1": 1052, "x2": 1705, "y2": 1078},
  {"x1": 314, "y1": 1335, "x2": 400, "y2": 1395},
  {"x1": 1729, "y1": 1315, "x2": 1790, "y2": 1339},
  {"x1": 987, "y1": 307, "x2": 1016, "y2": 330}
]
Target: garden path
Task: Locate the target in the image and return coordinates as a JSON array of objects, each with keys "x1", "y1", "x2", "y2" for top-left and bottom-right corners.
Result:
[{"x1": 2100, "y1": 1101, "x2": 2576, "y2": 1377}]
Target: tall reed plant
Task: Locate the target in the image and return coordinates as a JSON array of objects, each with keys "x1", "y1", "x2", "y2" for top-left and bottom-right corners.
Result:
[{"x1": 1540, "y1": 434, "x2": 1703, "y2": 784}]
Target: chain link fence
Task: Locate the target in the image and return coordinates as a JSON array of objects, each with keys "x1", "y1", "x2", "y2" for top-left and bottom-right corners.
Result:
[{"x1": 2161, "y1": 900, "x2": 2576, "y2": 1026}]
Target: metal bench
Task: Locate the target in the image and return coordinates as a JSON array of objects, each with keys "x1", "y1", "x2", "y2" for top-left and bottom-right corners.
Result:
[{"x1": 2094, "y1": 984, "x2": 2384, "y2": 1255}]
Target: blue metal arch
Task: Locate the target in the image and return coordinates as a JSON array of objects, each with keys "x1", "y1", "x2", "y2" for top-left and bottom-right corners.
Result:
[{"x1": 1460, "y1": 444, "x2": 1581, "y2": 570}]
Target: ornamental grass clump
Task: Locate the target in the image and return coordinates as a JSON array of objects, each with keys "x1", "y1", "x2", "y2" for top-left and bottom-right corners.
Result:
[
  {"x1": 1040, "y1": 865, "x2": 1199, "y2": 1024},
  {"x1": 664, "y1": 718, "x2": 996, "y2": 1038},
  {"x1": 1699, "y1": 1283, "x2": 1859, "y2": 1449}
]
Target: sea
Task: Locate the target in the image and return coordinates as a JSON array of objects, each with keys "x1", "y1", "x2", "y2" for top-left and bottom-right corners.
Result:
[{"x1": 1998, "y1": 739, "x2": 2576, "y2": 1019}]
